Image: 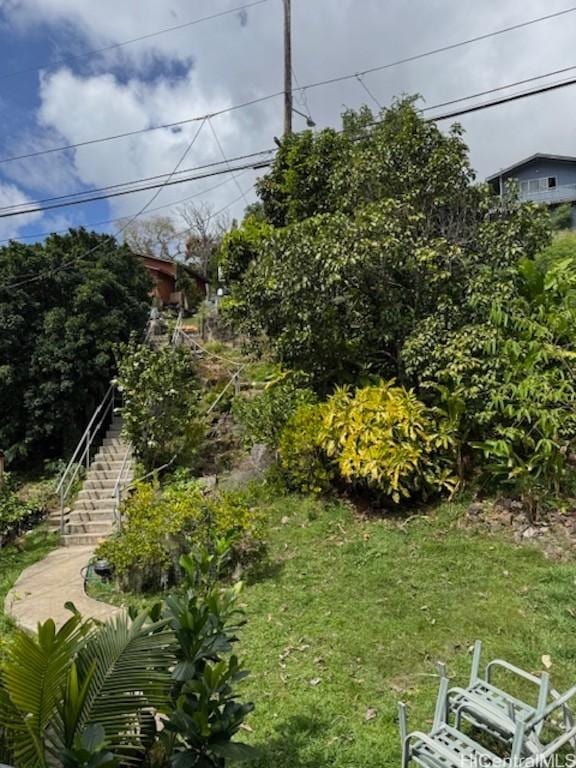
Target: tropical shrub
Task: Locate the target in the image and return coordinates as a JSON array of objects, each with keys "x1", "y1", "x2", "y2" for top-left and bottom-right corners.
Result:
[
  {"x1": 97, "y1": 480, "x2": 265, "y2": 592},
  {"x1": 232, "y1": 371, "x2": 316, "y2": 448},
  {"x1": 319, "y1": 382, "x2": 458, "y2": 502},
  {"x1": 159, "y1": 541, "x2": 254, "y2": 767},
  {"x1": 404, "y1": 236, "x2": 576, "y2": 511},
  {"x1": 0, "y1": 475, "x2": 47, "y2": 546},
  {"x1": 0, "y1": 541, "x2": 254, "y2": 768},
  {"x1": 0, "y1": 611, "x2": 176, "y2": 767},
  {"x1": 0, "y1": 229, "x2": 150, "y2": 465},
  {"x1": 278, "y1": 403, "x2": 334, "y2": 494},
  {"x1": 116, "y1": 341, "x2": 204, "y2": 471}
]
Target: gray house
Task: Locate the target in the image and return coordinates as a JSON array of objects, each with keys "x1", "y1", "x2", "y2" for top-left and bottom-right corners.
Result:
[{"x1": 486, "y1": 153, "x2": 576, "y2": 208}]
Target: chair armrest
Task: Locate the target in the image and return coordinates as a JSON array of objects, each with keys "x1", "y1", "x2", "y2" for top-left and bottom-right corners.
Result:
[
  {"x1": 404, "y1": 730, "x2": 460, "y2": 766},
  {"x1": 486, "y1": 659, "x2": 542, "y2": 687}
]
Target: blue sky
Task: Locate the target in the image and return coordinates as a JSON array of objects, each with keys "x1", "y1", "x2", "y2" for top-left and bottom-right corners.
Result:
[{"x1": 0, "y1": 0, "x2": 575, "y2": 248}]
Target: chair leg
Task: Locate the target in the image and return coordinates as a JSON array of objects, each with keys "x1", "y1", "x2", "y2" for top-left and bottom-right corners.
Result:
[
  {"x1": 398, "y1": 702, "x2": 409, "y2": 768},
  {"x1": 434, "y1": 674, "x2": 449, "y2": 731},
  {"x1": 470, "y1": 640, "x2": 482, "y2": 685},
  {"x1": 535, "y1": 672, "x2": 550, "y2": 736}
]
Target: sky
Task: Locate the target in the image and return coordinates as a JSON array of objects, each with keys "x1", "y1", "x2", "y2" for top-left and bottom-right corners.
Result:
[{"x1": 0, "y1": 0, "x2": 575, "y2": 245}]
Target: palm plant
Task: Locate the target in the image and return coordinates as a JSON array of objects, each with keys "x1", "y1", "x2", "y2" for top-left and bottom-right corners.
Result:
[{"x1": 0, "y1": 610, "x2": 176, "y2": 767}]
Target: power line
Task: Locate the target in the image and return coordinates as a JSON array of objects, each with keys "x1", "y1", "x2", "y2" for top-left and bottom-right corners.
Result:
[
  {"x1": 0, "y1": 173, "x2": 244, "y2": 244},
  {"x1": 428, "y1": 73, "x2": 576, "y2": 122},
  {"x1": 0, "y1": 94, "x2": 285, "y2": 166},
  {"x1": 0, "y1": 157, "x2": 271, "y2": 220},
  {"x1": 0, "y1": 1, "x2": 268, "y2": 81},
  {"x1": 207, "y1": 117, "x2": 250, "y2": 205},
  {"x1": 1, "y1": 117, "x2": 209, "y2": 290},
  {"x1": 421, "y1": 62, "x2": 576, "y2": 114},
  {"x1": 300, "y1": 5, "x2": 576, "y2": 93},
  {"x1": 0, "y1": 148, "x2": 275, "y2": 214},
  {"x1": 0, "y1": 6, "x2": 573, "y2": 167}
]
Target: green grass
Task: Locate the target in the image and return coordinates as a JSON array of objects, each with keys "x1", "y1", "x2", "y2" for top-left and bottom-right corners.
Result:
[
  {"x1": 238, "y1": 495, "x2": 576, "y2": 767},
  {"x1": 0, "y1": 526, "x2": 58, "y2": 653}
]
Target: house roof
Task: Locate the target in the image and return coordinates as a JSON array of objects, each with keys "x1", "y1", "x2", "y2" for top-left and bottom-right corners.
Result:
[{"x1": 486, "y1": 153, "x2": 576, "y2": 182}]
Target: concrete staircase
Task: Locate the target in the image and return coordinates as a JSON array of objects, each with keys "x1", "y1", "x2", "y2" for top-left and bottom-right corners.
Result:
[{"x1": 61, "y1": 417, "x2": 134, "y2": 547}]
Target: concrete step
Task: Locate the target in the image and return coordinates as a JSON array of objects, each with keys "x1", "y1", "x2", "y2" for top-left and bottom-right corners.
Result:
[
  {"x1": 102, "y1": 437, "x2": 126, "y2": 447},
  {"x1": 76, "y1": 488, "x2": 115, "y2": 502},
  {"x1": 66, "y1": 521, "x2": 114, "y2": 536},
  {"x1": 62, "y1": 533, "x2": 111, "y2": 547},
  {"x1": 68, "y1": 510, "x2": 115, "y2": 524},
  {"x1": 75, "y1": 497, "x2": 116, "y2": 510},
  {"x1": 94, "y1": 449, "x2": 130, "y2": 461},
  {"x1": 84, "y1": 479, "x2": 116, "y2": 490},
  {"x1": 85, "y1": 470, "x2": 123, "y2": 480}
]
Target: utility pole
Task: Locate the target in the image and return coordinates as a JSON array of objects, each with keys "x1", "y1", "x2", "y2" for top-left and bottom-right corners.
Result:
[{"x1": 283, "y1": 0, "x2": 293, "y2": 135}]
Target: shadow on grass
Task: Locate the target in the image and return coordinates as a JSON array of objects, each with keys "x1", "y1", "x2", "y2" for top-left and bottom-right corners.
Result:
[
  {"x1": 244, "y1": 556, "x2": 284, "y2": 586},
  {"x1": 254, "y1": 715, "x2": 331, "y2": 768}
]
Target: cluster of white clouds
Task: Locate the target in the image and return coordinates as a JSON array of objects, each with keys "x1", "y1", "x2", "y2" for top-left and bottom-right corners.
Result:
[{"x1": 1, "y1": 0, "x2": 576, "y2": 240}]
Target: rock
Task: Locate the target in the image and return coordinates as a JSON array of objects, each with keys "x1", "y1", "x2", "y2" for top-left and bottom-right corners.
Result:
[
  {"x1": 522, "y1": 526, "x2": 539, "y2": 540},
  {"x1": 250, "y1": 443, "x2": 275, "y2": 471},
  {"x1": 197, "y1": 475, "x2": 218, "y2": 493},
  {"x1": 467, "y1": 502, "x2": 485, "y2": 518}
]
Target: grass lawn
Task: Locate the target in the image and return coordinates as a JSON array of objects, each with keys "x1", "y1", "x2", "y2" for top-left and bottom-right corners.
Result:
[
  {"x1": 0, "y1": 526, "x2": 58, "y2": 653},
  {"x1": 239, "y1": 494, "x2": 576, "y2": 767}
]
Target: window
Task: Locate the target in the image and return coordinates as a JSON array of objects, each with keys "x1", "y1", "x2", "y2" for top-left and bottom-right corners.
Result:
[{"x1": 518, "y1": 176, "x2": 558, "y2": 195}]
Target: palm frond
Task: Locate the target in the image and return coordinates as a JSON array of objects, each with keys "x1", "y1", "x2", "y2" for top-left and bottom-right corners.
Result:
[
  {"x1": 73, "y1": 611, "x2": 177, "y2": 764},
  {"x1": 0, "y1": 614, "x2": 87, "y2": 767}
]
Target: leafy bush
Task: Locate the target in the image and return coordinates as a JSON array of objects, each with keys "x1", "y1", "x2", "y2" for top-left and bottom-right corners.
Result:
[
  {"x1": 318, "y1": 382, "x2": 458, "y2": 502},
  {"x1": 0, "y1": 475, "x2": 46, "y2": 546},
  {"x1": 159, "y1": 540, "x2": 255, "y2": 767},
  {"x1": 232, "y1": 371, "x2": 316, "y2": 448},
  {"x1": 97, "y1": 480, "x2": 265, "y2": 592},
  {"x1": 278, "y1": 403, "x2": 334, "y2": 494},
  {"x1": 116, "y1": 341, "x2": 204, "y2": 471}
]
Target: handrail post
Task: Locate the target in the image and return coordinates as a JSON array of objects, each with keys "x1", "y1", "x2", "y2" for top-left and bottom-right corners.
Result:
[
  {"x1": 60, "y1": 486, "x2": 65, "y2": 534},
  {"x1": 85, "y1": 430, "x2": 90, "y2": 469}
]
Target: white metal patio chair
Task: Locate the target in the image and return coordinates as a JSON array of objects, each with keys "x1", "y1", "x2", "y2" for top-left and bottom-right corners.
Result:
[
  {"x1": 399, "y1": 678, "x2": 576, "y2": 767},
  {"x1": 442, "y1": 640, "x2": 574, "y2": 756}
]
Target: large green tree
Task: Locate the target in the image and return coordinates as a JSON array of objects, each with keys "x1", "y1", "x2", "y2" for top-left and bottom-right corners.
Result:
[
  {"x1": 0, "y1": 229, "x2": 151, "y2": 463},
  {"x1": 224, "y1": 100, "x2": 550, "y2": 389}
]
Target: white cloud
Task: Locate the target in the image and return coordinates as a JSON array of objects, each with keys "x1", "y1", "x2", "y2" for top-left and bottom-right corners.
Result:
[
  {"x1": 0, "y1": 181, "x2": 43, "y2": 238},
  {"x1": 2, "y1": 0, "x2": 576, "y2": 229}
]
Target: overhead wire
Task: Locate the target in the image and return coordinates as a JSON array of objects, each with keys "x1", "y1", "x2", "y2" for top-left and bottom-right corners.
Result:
[
  {"x1": 0, "y1": 156, "x2": 271, "y2": 219},
  {"x1": 0, "y1": 0, "x2": 268, "y2": 81},
  {"x1": 0, "y1": 149, "x2": 275, "y2": 214},
  {"x1": 1, "y1": 118, "x2": 208, "y2": 289},
  {"x1": 207, "y1": 117, "x2": 250, "y2": 206},
  {"x1": 0, "y1": 172, "x2": 245, "y2": 244},
  {"x1": 0, "y1": 6, "x2": 573, "y2": 167}
]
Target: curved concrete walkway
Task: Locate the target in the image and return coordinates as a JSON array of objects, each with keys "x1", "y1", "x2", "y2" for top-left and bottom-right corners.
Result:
[{"x1": 5, "y1": 546, "x2": 121, "y2": 633}]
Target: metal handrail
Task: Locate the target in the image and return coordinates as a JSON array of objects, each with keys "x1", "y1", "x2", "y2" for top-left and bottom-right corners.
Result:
[
  {"x1": 112, "y1": 444, "x2": 132, "y2": 531},
  {"x1": 56, "y1": 383, "x2": 118, "y2": 533}
]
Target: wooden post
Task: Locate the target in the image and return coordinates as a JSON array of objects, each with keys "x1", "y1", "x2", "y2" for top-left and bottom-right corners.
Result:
[{"x1": 283, "y1": 0, "x2": 293, "y2": 135}]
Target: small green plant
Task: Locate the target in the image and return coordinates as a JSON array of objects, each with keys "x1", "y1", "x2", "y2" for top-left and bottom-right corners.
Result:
[
  {"x1": 232, "y1": 371, "x2": 316, "y2": 448},
  {"x1": 160, "y1": 539, "x2": 255, "y2": 768},
  {"x1": 319, "y1": 381, "x2": 458, "y2": 502},
  {"x1": 116, "y1": 340, "x2": 204, "y2": 471},
  {"x1": 97, "y1": 481, "x2": 265, "y2": 592},
  {"x1": 0, "y1": 474, "x2": 46, "y2": 546},
  {"x1": 278, "y1": 403, "x2": 335, "y2": 494}
]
